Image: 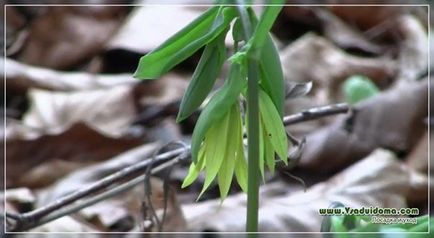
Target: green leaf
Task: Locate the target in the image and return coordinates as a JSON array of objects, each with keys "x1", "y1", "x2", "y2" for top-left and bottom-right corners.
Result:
[
  {"x1": 258, "y1": 116, "x2": 265, "y2": 179},
  {"x1": 217, "y1": 103, "x2": 239, "y2": 199},
  {"x1": 343, "y1": 75, "x2": 380, "y2": 104},
  {"x1": 198, "y1": 110, "x2": 231, "y2": 199},
  {"x1": 234, "y1": 106, "x2": 247, "y2": 192},
  {"x1": 330, "y1": 216, "x2": 349, "y2": 232},
  {"x1": 247, "y1": 8, "x2": 285, "y2": 116},
  {"x1": 190, "y1": 61, "x2": 247, "y2": 163},
  {"x1": 235, "y1": 143, "x2": 247, "y2": 193},
  {"x1": 176, "y1": 29, "x2": 228, "y2": 122},
  {"x1": 259, "y1": 88, "x2": 288, "y2": 164},
  {"x1": 181, "y1": 144, "x2": 206, "y2": 188},
  {"x1": 407, "y1": 219, "x2": 429, "y2": 232},
  {"x1": 134, "y1": 6, "x2": 236, "y2": 79},
  {"x1": 232, "y1": 17, "x2": 244, "y2": 43},
  {"x1": 263, "y1": 119, "x2": 276, "y2": 174},
  {"x1": 248, "y1": 5, "x2": 283, "y2": 55}
]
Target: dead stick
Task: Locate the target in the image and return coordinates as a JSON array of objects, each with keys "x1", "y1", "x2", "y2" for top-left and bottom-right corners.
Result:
[
  {"x1": 10, "y1": 155, "x2": 186, "y2": 231},
  {"x1": 6, "y1": 147, "x2": 187, "y2": 230},
  {"x1": 283, "y1": 103, "x2": 349, "y2": 126},
  {"x1": 5, "y1": 103, "x2": 349, "y2": 231}
]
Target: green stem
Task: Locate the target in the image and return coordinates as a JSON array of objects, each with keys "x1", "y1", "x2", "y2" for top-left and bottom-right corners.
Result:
[
  {"x1": 246, "y1": 60, "x2": 260, "y2": 233},
  {"x1": 235, "y1": 3, "x2": 260, "y2": 233}
]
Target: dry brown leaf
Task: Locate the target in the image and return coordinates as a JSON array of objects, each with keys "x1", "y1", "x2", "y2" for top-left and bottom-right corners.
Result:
[
  {"x1": 4, "y1": 187, "x2": 35, "y2": 213},
  {"x1": 106, "y1": 5, "x2": 234, "y2": 54},
  {"x1": 107, "y1": 6, "x2": 206, "y2": 54},
  {"x1": 313, "y1": 8, "x2": 385, "y2": 54},
  {"x1": 298, "y1": 79, "x2": 428, "y2": 174},
  {"x1": 21, "y1": 85, "x2": 136, "y2": 138},
  {"x1": 328, "y1": 5, "x2": 408, "y2": 31},
  {"x1": 9, "y1": 5, "x2": 130, "y2": 70},
  {"x1": 395, "y1": 15, "x2": 428, "y2": 82},
  {"x1": 40, "y1": 143, "x2": 159, "y2": 200},
  {"x1": 406, "y1": 131, "x2": 431, "y2": 174},
  {"x1": 33, "y1": 143, "x2": 186, "y2": 232},
  {"x1": 78, "y1": 178, "x2": 187, "y2": 232},
  {"x1": 4, "y1": 58, "x2": 136, "y2": 92},
  {"x1": 5, "y1": 6, "x2": 28, "y2": 56},
  {"x1": 280, "y1": 33, "x2": 396, "y2": 103},
  {"x1": 6, "y1": 123, "x2": 144, "y2": 188},
  {"x1": 182, "y1": 149, "x2": 426, "y2": 232},
  {"x1": 281, "y1": 33, "x2": 396, "y2": 135}
]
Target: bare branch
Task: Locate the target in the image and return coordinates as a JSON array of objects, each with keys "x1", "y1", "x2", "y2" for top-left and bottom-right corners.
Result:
[
  {"x1": 7, "y1": 147, "x2": 188, "y2": 231},
  {"x1": 283, "y1": 103, "x2": 350, "y2": 126},
  {"x1": 9, "y1": 154, "x2": 185, "y2": 231},
  {"x1": 5, "y1": 103, "x2": 349, "y2": 231}
]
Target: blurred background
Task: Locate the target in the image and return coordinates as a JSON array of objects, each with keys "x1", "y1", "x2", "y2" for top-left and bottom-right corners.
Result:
[{"x1": 1, "y1": 0, "x2": 431, "y2": 235}]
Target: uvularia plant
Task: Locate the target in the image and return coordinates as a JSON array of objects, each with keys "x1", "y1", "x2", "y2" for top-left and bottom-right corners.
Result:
[{"x1": 134, "y1": 2, "x2": 286, "y2": 231}]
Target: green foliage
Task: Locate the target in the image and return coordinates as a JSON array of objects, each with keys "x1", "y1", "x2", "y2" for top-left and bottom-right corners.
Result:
[
  {"x1": 327, "y1": 214, "x2": 431, "y2": 238},
  {"x1": 258, "y1": 88, "x2": 288, "y2": 165},
  {"x1": 343, "y1": 75, "x2": 380, "y2": 104},
  {"x1": 176, "y1": 29, "x2": 228, "y2": 122},
  {"x1": 134, "y1": 5, "x2": 287, "y2": 200},
  {"x1": 134, "y1": 6, "x2": 236, "y2": 79},
  {"x1": 190, "y1": 62, "x2": 247, "y2": 164},
  {"x1": 238, "y1": 7, "x2": 285, "y2": 116}
]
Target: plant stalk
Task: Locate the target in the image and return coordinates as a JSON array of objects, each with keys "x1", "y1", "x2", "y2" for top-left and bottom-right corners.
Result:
[
  {"x1": 246, "y1": 59, "x2": 260, "y2": 233},
  {"x1": 235, "y1": 3, "x2": 260, "y2": 233}
]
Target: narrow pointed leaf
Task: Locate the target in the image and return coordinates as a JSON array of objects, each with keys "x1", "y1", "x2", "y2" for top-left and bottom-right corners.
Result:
[
  {"x1": 264, "y1": 146, "x2": 276, "y2": 174},
  {"x1": 247, "y1": 8, "x2": 285, "y2": 116},
  {"x1": 176, "y1": 30, "x2": 228, "y2": 122},
  {"x1": 232, "y1": 17, "x2": 244, "y2": 43},
  {"x1": 233, "y1": 102, "x2": 247, "y2": 192},
  {"x1": 134, "y1": 6, "x2": 236, "y2": 79},
  {"x1": 198, "y1": 111, "x2": 231, "y2": 198},
  {"x1": 217, "y1": 104, "x2": 239, "y2": 199},
  {"x1": 263, "y1": 119, "x2": 276, "y2": 174},
  {"x1": 248, "y1": 5, "x2": 283, "y2": 54},
  {"x1": 259, "y1": 89, "x2": 288, "y2": 164},
  {"x1": 258, "y1": 116, "x2": 265, "y2": 179},
  {"x1": 181, "y1": 144, "x2": 206, "y2": 188},
  {"x1": 234, "y1": 127, "x2": 247, "y2": 192},
  {"x1": 190, "y1": 62, "x2": 247, "y2": 163}
]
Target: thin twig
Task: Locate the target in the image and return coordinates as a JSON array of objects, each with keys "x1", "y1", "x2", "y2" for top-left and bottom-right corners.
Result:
[
  {"x1": 6, "y1": 147, "x2": 187, "y2": 231},
  {"x1": 5, "y1": 103, "x2": 349, "y2": 231},
  {"x1": 143, "y1": 145, "x2": 162, "y2": 231},
  {"x1": 8, "y1": 153, "x2": 188, "y2": 232},
  {"x1": 283, "y1": 103, "x2": 349, "y2": 126}
]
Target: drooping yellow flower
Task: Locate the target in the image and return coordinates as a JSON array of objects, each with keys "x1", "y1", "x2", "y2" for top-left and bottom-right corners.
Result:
[
  {"x1": 182, "y1": 103, "x2": 247, "y2": 199},
  {"x1": 182, "y1": 88, "x2": 289, "y2": 200}
]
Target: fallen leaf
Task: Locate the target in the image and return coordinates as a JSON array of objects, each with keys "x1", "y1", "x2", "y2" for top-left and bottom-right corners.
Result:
[
  {"x1": 182, "y1": 149, "x2": 426, "y2": 232},
  {"x1": 4, "y1": 58, "x2": 136, "y2": 92},
  {"x1": 6, "y1": 123, "x2": 143, "y2": 188},
  {"x1": 5, "y1": 187, "x2": 35, "y2": 213},
  {"x1": 313, "y1": 7, "x2": 385, "y2": 55},
  {"x1": 22, "y1": 85, "x2": 136, "y2": 138},
  {"x1": 106, "y1": 6, "x2": 209, "y2": 54},
  {"x1": 281, "y1": 33, "x2": 396, "y2": 135},
  {"x1": 280, "y1": 33, "x2": 396, "y2": 104},
  {"x1": 328, "y1": 5, "x2": 408, "y2": 32},
  {"x1": 9, "y1": 5, "x2": 130, "y2": 70},
  {"x1": 33, "y1": 144, "x2": 187, "y2": 232},
  {"x1": 395, "y1": 15, "x2": 428, "y2": 81},
  {"x1": 298, "y1": 79, "x2": 429, "y2": 174},
  {"x1": 38, "y1": 143, "x2": 159, "y2": 200}
]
